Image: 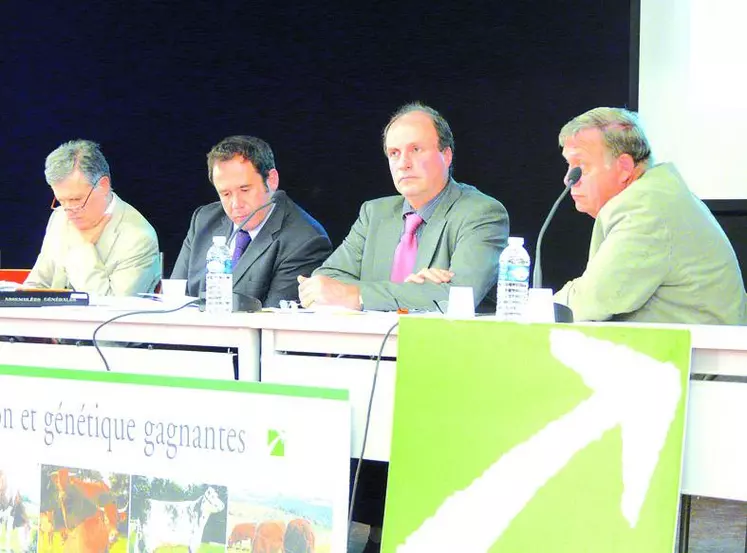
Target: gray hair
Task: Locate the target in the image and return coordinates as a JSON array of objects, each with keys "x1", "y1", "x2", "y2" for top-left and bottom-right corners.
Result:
[
  {"x1": 558, "y1": 107, "x2": 653, "y2": 166},
  {"x1": 44, "y1": 140, "x2": 111, "y2": 187},
  {"x1": 382, "y1": 102, "x2": 455, "y2": 176}
]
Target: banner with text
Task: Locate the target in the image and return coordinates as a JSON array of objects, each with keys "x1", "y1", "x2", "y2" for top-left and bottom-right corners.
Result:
[
  {"x1": 383, "y1": 320, "x2": 691, "y2": 552},
  {"x1": 0, "y1": 366, "x2": 350, "y2": 553}
]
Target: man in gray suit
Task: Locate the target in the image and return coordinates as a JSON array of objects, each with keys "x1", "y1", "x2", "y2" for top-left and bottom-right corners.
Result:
[
  {"x1": 554, "y1": 107, "x2": 747, "y2": 324},
  {"x1": 299, "y1": 103, "x2": 509, "y2": 552},
  {"x1": 25, "y1": 140, "x2": 160, "y2": 296},
  {"x1": 298, "y1": 103, "x2": 509, "y2": 313},
  {"x1": 172, "y1": 135, "x2": 332, "y2": 307}
]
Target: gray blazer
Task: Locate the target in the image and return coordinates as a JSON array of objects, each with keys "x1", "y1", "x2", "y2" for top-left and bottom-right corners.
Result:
[
  {"x1": 172, "y1": 191, "x2": 332, "y2": 307},
  {"x1": 314, "y1": 180, "x2": 509, "y2": 312},
  {"x1": 555, "y1": 163, "x2": 747, "y2": 324}
]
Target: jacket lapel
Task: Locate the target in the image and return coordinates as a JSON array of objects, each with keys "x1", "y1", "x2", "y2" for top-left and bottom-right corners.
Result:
[
  {"x1": 372, "y1": 204, "x2": 405, "y2": 280},
  {"x1": 415, "y1": 180, "x2": 461, "y2": 269},
  {"x1": 231, "y1": 193, "x2": 287, "y2": 285},
  {"x1": 218, "y1": 216, "x2": 233, "y2": 242},
  {"x1": 60, "y1": 193, "x2": 126, "y2": 288},
  {"x1": 94, "y1": 193, "x2": 126, "y2": 264}
]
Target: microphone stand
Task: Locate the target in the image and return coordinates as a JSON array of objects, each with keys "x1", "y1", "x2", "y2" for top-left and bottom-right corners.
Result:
[
  {"x1": 531, "y1": 168, "x2": 581, "y2": 323},
  {"x1": 227, "y1": 195, "x2": 277, "y2": 246},
  {"x1": 202, "y1": 194, "x2": 277, "y2": 313},
  {"x1": 532, "y1": 185, "x2": 572, "y2": 289}
]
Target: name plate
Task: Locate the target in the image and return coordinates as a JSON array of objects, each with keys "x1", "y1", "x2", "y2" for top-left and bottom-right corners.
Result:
[{"x1": 0, "y1": 290, "x2": 90, "y2": 307}]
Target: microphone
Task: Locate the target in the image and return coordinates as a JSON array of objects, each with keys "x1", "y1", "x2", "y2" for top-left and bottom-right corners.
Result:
[
  {"x1": 199, "y1": 193, "x2": 278, "y2": 313},
  {"x1": 532, "y1": 167, "x2": 582, "y2": 289},
  {"x1": 226, "y1": 193, "x2": 278, "y2": 246}
]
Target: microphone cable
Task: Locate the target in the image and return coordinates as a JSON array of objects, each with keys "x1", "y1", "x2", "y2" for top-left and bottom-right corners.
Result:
[
  {"x1": 348, "y1": 320, "x2": 399, "y2": 537},
  {"x1": 92, "y1": 299, "x2": 201, "y2": 372}
]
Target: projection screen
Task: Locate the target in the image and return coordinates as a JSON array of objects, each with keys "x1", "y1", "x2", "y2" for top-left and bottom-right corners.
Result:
[{"x1": 638, "y1": 0, "x2": 747, "y2": 200}]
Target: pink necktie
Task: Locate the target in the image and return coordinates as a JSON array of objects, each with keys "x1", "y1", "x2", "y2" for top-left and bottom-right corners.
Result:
[{"x1": 390, "y1": 213, "x2": 424, "y2": 283}]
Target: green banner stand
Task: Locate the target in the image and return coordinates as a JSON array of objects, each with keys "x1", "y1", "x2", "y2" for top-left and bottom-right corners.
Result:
[{"x1": 383, "y1": 319, "x2": 691, "y2": 553}]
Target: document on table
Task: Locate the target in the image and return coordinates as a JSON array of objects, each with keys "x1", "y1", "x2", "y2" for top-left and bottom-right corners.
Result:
[{"x1": 89, "y1": 294, "x2": 199, "y2": 311}]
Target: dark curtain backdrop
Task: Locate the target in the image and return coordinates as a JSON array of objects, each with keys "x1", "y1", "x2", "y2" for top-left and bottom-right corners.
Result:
[{"x1": 0, "y1": 1, "x2": 631, "y2": 291}]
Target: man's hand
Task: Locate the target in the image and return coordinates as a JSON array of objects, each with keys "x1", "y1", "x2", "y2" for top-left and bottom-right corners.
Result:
[
  {"x1": 404, "y1": 267, "x2": 454, "y2": 284},
  {"x1": 70, "y1": 214, "x2": 112, "y2": 245},
  {"x1": 297, "y1": 275, "x2": 362, "y2": 310}
]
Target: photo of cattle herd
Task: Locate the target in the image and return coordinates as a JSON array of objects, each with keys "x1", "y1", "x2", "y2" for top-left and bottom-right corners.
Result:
[{"x1": 0, "y1": 466, "x2": 330, "y2": 553}]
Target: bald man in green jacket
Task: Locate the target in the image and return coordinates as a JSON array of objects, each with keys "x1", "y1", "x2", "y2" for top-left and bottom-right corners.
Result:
[{"x1": 298, "y1": 102, "x2": 509, "y2": 313}]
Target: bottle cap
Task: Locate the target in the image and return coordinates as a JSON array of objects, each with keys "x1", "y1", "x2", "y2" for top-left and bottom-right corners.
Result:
[
  {"x1": 212, "y1": 236, "x2": 227, "y2": 246},
  {"x1": 507, "y1": 236, "x2": 524, "y2": 246}
]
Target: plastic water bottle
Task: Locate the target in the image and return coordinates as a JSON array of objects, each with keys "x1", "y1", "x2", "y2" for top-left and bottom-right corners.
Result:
[
  {"x1": 496, "y1": 236, "x2": 531, "y2": 321},
  {"x1": 205, "y1": 236, "x2": 233, "y2": 314}
]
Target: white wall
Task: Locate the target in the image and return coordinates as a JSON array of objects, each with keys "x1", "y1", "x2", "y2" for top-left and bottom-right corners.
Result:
[{"x1": 639, "y1": 0, "x2": 747, "y2": 199}]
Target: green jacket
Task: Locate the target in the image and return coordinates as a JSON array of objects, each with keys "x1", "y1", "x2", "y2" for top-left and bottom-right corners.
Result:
[
  {"x1": 314, "y1": 180, "x2": 509, "y2": 312},
  {"x1": 555, "y1": 163, "x2": 747, "y2": 324}
]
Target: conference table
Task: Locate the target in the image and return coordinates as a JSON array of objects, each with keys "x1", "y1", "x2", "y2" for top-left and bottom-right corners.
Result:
[
  {"x1": 1, "y1": 303, "x2": 745, "y2": 505},
  {"x1": 0, "y1": 298, "x2": 259, "y2": 381},
  {"x1": 258, "y1": 312, "x2": 747, "y2": 506}
]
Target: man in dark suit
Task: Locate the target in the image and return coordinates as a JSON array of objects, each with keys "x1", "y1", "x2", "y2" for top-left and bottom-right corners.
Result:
[{"x1": 172, "y1": 135, "x2": 332, "y2": 307}]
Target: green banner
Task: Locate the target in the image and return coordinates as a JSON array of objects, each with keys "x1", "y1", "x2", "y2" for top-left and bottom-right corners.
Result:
[
  {"x1": 0, "y1": 365, "x2": 351, "y2": 553},
  {"x1": 383, "y1": 320, "x2": 691, "y2": 552}
]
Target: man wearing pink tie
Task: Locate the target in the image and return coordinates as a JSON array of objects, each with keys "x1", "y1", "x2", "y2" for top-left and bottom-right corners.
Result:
[{"x1": 298, "y1": 102, "x2": 509, "y2": 313}]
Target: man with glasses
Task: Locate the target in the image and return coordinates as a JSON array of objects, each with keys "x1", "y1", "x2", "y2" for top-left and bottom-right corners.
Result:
[{"x1": 24, "y1": 140, "x2": 160, "y2": 296}]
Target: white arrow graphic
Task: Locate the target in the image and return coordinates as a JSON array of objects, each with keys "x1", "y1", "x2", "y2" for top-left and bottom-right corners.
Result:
[
  {"x1": 267, "y1": 429, "x2": 286, "y2": 456},
  {"x1": 396, "y1": 329, "x2": 682, "y2": 552}
]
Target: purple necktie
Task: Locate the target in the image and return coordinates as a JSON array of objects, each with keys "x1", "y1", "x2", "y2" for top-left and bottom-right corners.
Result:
[
  {"x1": 232, "y1": 230, "x2": 251, "y2": 268},
  {"x1": 390, "y1": 213, "x2": 424, "y2": 283}
]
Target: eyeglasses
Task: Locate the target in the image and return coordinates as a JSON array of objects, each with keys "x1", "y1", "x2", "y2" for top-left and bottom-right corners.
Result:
[{"x1": 50, "y1": 182, "x2": 98, "y2": 213}]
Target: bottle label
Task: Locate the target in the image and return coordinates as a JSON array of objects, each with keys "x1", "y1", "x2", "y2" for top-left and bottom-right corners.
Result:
[
  {"x1": 207, "y1": 259, "x2": 225, "y2": 273},
  {"x1": 507, "y1": 265, "x2": 529, "y2": 283},
  {"x1": 207, "y1": 258, "x2": 232, "y2": 274},
  {"x1": 500, "y1": 263, "x2": 529, "y2": 283}
]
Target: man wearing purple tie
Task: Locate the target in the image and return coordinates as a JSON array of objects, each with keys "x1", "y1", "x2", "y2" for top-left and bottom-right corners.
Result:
[
  {"x1": 298, "y1": 103, "x2": 509, "y2": 313},
  {"x1": 172, "y1": 135, "x2": 332, "y2": 307}
]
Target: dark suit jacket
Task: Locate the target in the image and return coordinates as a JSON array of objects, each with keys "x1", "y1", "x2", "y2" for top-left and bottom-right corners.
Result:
[
  {"x1": 314, "y1": 180, "x2": 509, "y2": 312},
  {"x1": 171, "y1": 191, "x2": 332, "y2": 307}
]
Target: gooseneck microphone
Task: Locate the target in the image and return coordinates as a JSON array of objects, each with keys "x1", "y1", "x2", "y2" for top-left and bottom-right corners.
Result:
[
  {"x1": 210, "y1": 193, "x2": 278, "y2": 313},
  {"x1": 532, "y1": 167, "x2": 582, "y2": 289},
  {"x1": 226, "y1": 193, "x2": 278, "y2": 246}
]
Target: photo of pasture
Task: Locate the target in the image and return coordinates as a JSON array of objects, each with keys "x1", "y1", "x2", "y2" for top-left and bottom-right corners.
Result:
[
  {"x1": 0, "y1": 464, "x2": 40, "y2": 553},
  {"x1": 225, "y1": 490, "x2": 331, "y2": 553},
  {"x1": 128, "y1": 476, "x2": 227, "y2": 553},
  {"x1": 38, "y1": 465, "x2": 130, "y2": 553}
]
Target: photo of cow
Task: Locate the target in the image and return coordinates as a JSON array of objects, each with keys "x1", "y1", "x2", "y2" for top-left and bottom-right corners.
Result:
[
  {"x1": 225, "y1": 490, "x2": 330, "y2": 553},
  {"x1": 38, "y1": 465, "x2": 130, "y2": 553},
  {"x1": 128, "y1": 477, "x2": 227, "y2": 553},
  {"x1": 0, "y1": 465, "x2": 40, "y2": 553}
]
